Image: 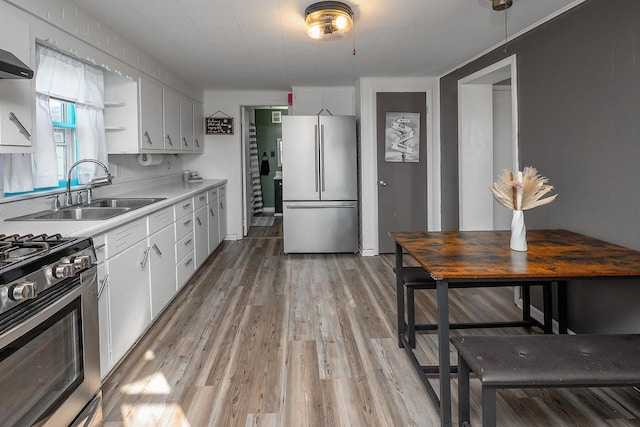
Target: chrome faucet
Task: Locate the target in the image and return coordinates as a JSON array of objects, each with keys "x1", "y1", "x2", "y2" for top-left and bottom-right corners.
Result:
[{"x1": 65, "y1": 159, "x2": 112, "y2": 206}]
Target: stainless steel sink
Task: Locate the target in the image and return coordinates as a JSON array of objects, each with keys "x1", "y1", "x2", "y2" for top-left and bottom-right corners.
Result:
[
  {"x1": 33, "y1": 207, "x2": 131, "y2": 221},
  {"x1": 6, "y1": 197, "x2": 166, "y2": 221},
  {"x1": 88, "y1": 197, "x2": 166, "y2": 209}
]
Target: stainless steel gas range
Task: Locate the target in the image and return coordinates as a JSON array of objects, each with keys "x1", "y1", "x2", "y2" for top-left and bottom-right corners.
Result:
[{"x1": 0, "y1": 233, "x2": 101, "y2": 427}]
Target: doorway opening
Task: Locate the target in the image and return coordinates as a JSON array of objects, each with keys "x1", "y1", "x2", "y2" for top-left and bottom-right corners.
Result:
[
  {"x1": 240, "y1": 106, "x2": 288, "y2": 237},
  {"x1": 457, "y1": 55, "x2": 518, "y2": 231}
]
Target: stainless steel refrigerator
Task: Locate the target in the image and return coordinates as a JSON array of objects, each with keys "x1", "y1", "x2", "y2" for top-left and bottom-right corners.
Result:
[{"x1": 282, "y1": 115, "x2": 358, "y2": 253}]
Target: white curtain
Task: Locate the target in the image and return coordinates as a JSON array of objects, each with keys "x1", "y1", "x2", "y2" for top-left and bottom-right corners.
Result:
[
  {"x1": 32, "y1": 93, "x2": 58, "y2": 188},
  {"x1": 34, "y1": 45, "x2": 107, "y2": 185}
]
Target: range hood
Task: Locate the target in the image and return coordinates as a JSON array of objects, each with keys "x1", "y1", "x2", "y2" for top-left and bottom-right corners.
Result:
[{"x1": 0, "y1": 48, "x2": 33, "y2": 79}]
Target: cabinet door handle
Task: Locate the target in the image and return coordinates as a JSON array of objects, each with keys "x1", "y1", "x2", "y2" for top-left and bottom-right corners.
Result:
[
  {"x1": 140, "y1": 247, "x2": 150, "y2": 268},
  {"x1": 98, "y1": 274, "x2": 109, "y2": 299},
  {"x1": 183, "y1": 219, "x2": 192, "y2": 226},
  {"x1": 144, "y1": 131, "x2": 153, "y2": 145},
  {"x1": 199, "y1": 196, "x2": 207, "y2": 201},
  {"x1": 166, "y1": 134, "x2": 173, "y2": 146},
  {"x1": 196, "y1": 216, "x2": 202, "y2": 226},
  {"x1": 9, "y1": 112, "x2": 31, "y2": 139},
  {"x1": 183, "y1": 203, "x2": 192, "y2": 208},
  {"x1": 185, "y1": 258, "x2": 193, "y2": 266},
  {"x1": 184, "y1": 238, "x2": 193, "y2": 246},
  {"x1": 94, "y1": 243, "x2": 106, "y2": 251},
  {"x1": 152, "y1": 243, "x2": 162, "y2": 256},
  {"x1": 210, "y1": 208, "x2": 215, "y2": 217},
  {"x1": 195, "y1": 139, "x2": 200, "y2": 148},
  {"x1": 220, "y1": 202, "x2": 224, "y2": 210},
  {"x1": 183, "y1": 136, "x2": 189, "y2": 147}
]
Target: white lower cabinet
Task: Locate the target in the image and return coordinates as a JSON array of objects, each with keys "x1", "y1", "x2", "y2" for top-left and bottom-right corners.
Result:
[
  {"x1": 194, "y1": 205, "x2": 208, "y2": 269},
  {"x1": 208, "y1": 189, "x2": 220, "y2": 252},
  {"x1": 108, "y1": 238, "x2": 151, "y2": 365},
  {"x1": 95, "y1": 184, "x2": 226, "y2": 378},
  {"x1": 97, "y1": 261, "x2": 112, "y2": 379},
  {"x1": 148, "y1": 224, "x2": 177, "y2": 318},
  {"x1": 218, "y1": 187, "x2": 227, "y2": 243}
]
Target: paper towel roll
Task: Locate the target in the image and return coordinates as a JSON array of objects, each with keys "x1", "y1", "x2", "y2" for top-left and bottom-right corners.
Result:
[{"x1": 137, "y1": 153, "x2": 163, "y2": 166}]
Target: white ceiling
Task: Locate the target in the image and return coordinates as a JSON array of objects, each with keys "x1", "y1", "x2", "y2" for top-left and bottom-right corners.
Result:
[{"x1": 72, "y1": 0, "x2": 578, "y2": 90}]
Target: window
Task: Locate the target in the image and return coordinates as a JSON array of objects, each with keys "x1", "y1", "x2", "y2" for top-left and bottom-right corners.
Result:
[{"x1": 50, "y1": 99, "x2": 77, "y2": 182}]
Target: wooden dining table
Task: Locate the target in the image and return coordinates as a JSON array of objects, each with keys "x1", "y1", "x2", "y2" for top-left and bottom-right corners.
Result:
[{"x1": 390, "y1": 229, "x2": 640, "y2": 427}]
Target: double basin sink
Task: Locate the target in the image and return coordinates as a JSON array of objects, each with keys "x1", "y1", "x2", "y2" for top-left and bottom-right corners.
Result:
[{"x1": 8, "y1": 198, "x2": 166, "y2": 221}]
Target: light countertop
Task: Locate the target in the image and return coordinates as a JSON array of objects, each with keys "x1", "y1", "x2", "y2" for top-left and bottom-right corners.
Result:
[{"x1": 0, "y1": 179, "x2": 227, "y2": 238}]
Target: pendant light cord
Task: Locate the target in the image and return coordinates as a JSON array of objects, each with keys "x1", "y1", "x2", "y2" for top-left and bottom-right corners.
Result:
[{"x1": 503, "y1": 6, "x2": 509, "y2": 53}]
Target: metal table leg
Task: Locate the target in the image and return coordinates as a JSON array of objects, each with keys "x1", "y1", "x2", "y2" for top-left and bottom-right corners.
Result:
[
  {"x1": 543, "y1": 283, "x2": 553, "y2": 334},
  {"x1": 557, "y1": 280, "x2": 568, "y2": 334},
  {"x1": 437, "y1": 280, "x2": 452, "y2": 426},
  {"x1": 396, "y1": 242, "x2": 405, "y2": 348},
  {"x1": 458, "y1": 353, "x2": 471, "y2": 426}
]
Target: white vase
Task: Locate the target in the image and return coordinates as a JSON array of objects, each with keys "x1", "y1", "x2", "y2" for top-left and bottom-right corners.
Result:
[{"x1": 510, "y1": 210, "x2": 527, "y2": 251}]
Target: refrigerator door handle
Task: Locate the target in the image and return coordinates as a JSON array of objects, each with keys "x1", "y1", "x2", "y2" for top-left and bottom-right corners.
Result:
[
  {"x1": 320, "y1": 124, "x2": 326, "y2": 192},
  {"x1": 314, "y1": 124, "x2": 319, "y2": 193},
  {"x1": 286, "y1": 204, "x2": 356, "y2": 209}
]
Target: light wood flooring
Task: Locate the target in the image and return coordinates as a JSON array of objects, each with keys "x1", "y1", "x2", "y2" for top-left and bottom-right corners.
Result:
[{"x1": 102, "y1": 216, "x2": 640, "y2": 426}]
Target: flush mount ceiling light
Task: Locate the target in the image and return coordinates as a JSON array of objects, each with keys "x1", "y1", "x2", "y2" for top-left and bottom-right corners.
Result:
[
  {"x1": 490, "y1": 0, "x2": 513, "y2": 11},
  {"x1": 305, "y1": 1, "x2": 354, "y2": 40}
]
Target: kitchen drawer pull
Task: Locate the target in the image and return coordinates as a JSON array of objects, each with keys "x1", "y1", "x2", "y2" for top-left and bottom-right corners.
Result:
[
  {"x1": 185, "y1": 258, "x2": 193, "y2": 266},
  {"x1": 94, "y1": 243, "x2": 106, "y2": 251},
  {"x1": 166, "y1": 135, "x2": 173, "y2": 146},
  {"x1": 210, "y1": 208, "x2": 215, "y2": 217},
  {"x1": 144, "y1": 131, "x2": 153, "y2": 145},
  {"x1": 182, "y1": 203, "x2": 192, "y2": 209},
  {"x1": 199, "y1": 196, "x2": 207, "y2": 201},
  {"x1": 152, "y1": 243, "x2": 162, "y2": 256},
  {"x1": 183, "y1": 219, "x2": 192, "y2": 226},
  {"x1": 183, "y1": 136, "x2": 189, "y2": 147},
  {"x1": 184, "y1": 238, "x2": 193, "y2": 246},
  {"x1": 98, "y1": 274, "x2": 109, "y2": 299},
  {"x1": 140, "y1": 247, "x2": 150, "y2": 268},
  {"x1": 196, "y1": 217, "x2": 202, "y2": 226},
  {"x1": 9, "y1": 112, "x2": 31, "y2": 139}
]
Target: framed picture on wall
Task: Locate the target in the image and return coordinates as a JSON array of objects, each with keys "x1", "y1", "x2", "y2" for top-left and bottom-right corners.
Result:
[
  {"x1": 272, "y1": 111, "x2": 282, "y2": 124},
  {"x1": 385, "y1": 112, "x2": 420, "y2": 162}
]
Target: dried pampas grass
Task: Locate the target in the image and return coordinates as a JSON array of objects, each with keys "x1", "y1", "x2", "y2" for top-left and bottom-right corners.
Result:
[{"x1": 490, "y1": 167, "x2": 558, "y2": 211}]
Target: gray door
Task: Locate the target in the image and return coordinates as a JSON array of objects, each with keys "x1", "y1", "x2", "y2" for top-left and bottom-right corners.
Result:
[
  {"x1": 319, "y1": 116, "x2": 357, "y2": 201},
  {"x1": 377, "y1": 92, "x2": 428, "y2": 253},
  {"x1": 282, "y1": 115, "x2": 319, "y2": 201}
]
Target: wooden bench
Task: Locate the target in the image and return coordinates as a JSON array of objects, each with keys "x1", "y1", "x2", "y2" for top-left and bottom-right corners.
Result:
[
  {"x1": 399, "y1": 266, "x2": 553, "y2": 349},
  {"x1": 451, "y1": 334, "x2": 640, "y2": 426}
]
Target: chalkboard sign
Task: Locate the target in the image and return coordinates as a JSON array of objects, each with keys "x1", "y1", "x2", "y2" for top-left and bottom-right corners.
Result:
[{"x1": 206, "y1": 116, "x2": 234, "y2": 135}]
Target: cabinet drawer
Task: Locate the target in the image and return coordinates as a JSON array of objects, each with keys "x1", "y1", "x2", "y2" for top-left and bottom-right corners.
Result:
[
  {"x1": 148, "y1": 206, "x2": 174, "y2": 235},
  {"x1": 176, "y1": 232, "x2": 194, "y2": 261},
  {"x1": 194, "y1": 191, "x2": 208, "y2": 209},
  {"x1": 176, "y1": 251, "x2": 195, "y2": 289},
  {"x1": 174, "y1": 198, "x2": 194, "y2": 220},
  {"x1": 175, "y1": 214, "x2": 193, "y2": 241},
  {"x1": 106, "y1": 217, "x2": 146, "y2": 256},
  {"x1": 93, "y1": 233, "x2": 107, "y2": 264},
  {"x1": 208, "y1": 187, "x2": 219, "y2": 202}
]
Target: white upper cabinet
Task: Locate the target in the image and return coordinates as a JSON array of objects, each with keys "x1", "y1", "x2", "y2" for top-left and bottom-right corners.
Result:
[
  {"x1": 139, "y1": 76, "x2": 164, "y2": 151},
  {"x1": 180, "y1": 96, "x2": 194, "y2": 151},
  {"x1": 291, "y1": 86, "x2": 355, "y2": 116},
  {"x1": 193, "y1": 103, "x2": 204, "y2": 153},
  {"x1": 105, "y1": 73, "x2": 204, "y2": 155},
  {"x1": 0, "y1": 8, "x2": 34, "y2": 153},
  {"x1": 163, "y1": 88, "x2": 180, "y2": 151}
]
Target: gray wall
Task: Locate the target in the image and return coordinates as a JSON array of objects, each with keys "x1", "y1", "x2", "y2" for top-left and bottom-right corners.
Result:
[{"x1": 440, "y1": 0, "x2": 640, "y2": 333}]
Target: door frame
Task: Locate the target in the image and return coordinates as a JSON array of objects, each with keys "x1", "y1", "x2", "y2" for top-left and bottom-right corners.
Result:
[{"x1": 457, "y1": 55, "x2": 519, "y2": 231}]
